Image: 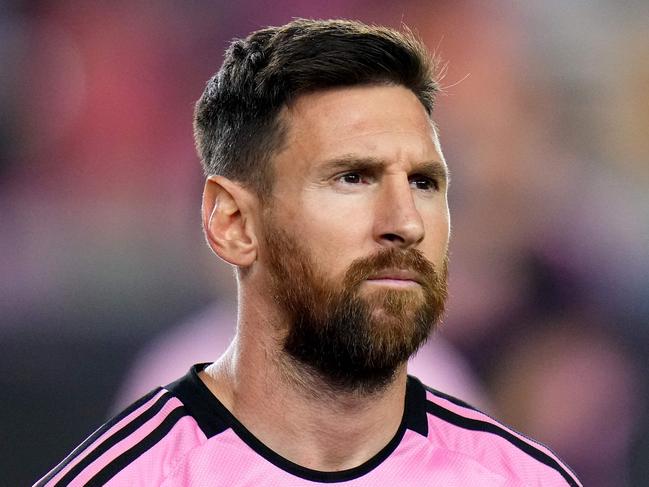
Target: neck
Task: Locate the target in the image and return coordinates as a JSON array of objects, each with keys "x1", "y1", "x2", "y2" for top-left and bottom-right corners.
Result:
[{"x1": 200, "y1": 287, "x2": 408, "y2": 472}]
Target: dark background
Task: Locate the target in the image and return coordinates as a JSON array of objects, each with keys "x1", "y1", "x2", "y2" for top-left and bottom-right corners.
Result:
[{"x1": 2, "y1": 1, "x2": 648, "y2": 485}]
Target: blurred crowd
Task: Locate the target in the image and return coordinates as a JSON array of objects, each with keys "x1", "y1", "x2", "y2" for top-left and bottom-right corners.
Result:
[{"x1": 2, "y1": 1, "x2": 647, "y2": 485}]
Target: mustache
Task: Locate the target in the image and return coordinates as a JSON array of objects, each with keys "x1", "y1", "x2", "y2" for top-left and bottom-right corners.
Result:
[{"x1": 342, "y1": 248, "x2": 442, "y2": 290}]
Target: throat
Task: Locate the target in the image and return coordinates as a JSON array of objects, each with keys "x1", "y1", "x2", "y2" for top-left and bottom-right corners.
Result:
[
  {"x1": 202, "y1": 350, "x2": 408, "y2": 473},
  {"x1": 251, "y1": 368, "x2": 407, "y2": 472}
]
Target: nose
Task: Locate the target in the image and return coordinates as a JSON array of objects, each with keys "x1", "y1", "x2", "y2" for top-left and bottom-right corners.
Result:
[{"x1": 373, "y1": 175, "x2": 425, "y2": 249}]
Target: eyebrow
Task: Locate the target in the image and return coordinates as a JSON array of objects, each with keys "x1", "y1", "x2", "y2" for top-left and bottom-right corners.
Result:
[{"x1": 318, "y1": 155, "x2": 450, "y2": 183}]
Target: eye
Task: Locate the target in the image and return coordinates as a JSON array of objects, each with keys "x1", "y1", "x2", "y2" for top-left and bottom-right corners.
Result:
[
  {"x1": 338, "y1": 172, "x2": 365, "y2": 184},
  {"x1": 409, "y1": 175, "x2": 439, "y2": 191}
]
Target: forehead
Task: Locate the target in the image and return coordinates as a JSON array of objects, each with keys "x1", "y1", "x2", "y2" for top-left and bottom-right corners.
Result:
[{"x1": 274, "y1": 84, "x2": 444, "y2": 176}]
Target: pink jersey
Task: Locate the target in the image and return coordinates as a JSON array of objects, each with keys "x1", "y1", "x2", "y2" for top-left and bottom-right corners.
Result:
[{"x1": 35, "y1": 364, "x2": 581, "y2": 486}]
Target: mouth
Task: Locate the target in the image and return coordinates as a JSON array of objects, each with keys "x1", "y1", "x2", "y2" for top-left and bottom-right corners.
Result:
[{"x1": 365, "y1": 269, "x2": 422, "y2": 287}]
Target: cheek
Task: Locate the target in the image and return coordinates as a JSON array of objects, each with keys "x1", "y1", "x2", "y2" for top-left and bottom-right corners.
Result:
[
  {"x1": 421, "y1": 208, "x2": 450, "y2": 260},
  {"x1": 296, "y1": 197, "x2": 373, "y2": 261}
]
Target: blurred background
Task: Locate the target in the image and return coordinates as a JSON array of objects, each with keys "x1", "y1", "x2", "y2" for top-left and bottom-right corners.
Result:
[{"x1": 2, "y1": 1, "x2": 648, "y2": 485}]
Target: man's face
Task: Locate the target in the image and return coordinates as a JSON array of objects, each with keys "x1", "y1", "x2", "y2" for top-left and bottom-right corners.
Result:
[{"x1": 259, "y1": 84, "x2": 450, "y2": 392}]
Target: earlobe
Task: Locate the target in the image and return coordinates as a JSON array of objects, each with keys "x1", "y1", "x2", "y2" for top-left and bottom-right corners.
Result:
[{"x1": 202, "y1": 176, "x2": 258, "y2": 267}]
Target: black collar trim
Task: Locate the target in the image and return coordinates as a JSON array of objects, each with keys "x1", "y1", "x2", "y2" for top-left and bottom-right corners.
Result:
[{"x1": 166, "y1": 363, "x2": 429, "y2": 483}]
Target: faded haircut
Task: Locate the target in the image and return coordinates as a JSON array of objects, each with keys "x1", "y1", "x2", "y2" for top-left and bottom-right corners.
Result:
[{"x1": 193, "y1": 18, "x2": 439, "y2": 200}]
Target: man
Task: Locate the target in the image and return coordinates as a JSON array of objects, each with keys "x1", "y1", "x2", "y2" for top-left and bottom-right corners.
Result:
[{"x1": 36, "y1": 19, "x2": 581, "y2": 486}]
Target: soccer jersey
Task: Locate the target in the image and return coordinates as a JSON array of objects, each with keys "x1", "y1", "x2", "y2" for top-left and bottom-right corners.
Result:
[{"x1": 35, "y1": 364, "x2": 581, "y2": 486}]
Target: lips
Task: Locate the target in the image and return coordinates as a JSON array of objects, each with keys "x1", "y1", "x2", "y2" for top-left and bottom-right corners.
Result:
[{"x1": 366, "y1": 268, "x2": 422, "y2": 285}]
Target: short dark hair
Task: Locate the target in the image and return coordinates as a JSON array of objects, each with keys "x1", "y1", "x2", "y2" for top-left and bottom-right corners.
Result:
[{"x1": 193, "y1": 18, "x2": 439, "y2": 199}]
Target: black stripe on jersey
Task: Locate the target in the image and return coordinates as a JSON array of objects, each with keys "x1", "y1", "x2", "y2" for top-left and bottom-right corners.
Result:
[
  {"x1": 425, "y1": 400, "x2": 580, "y2": 487},
  {"x1": 423, "y1": 384, "x2": 479, "y2": 412},
  {"x1": 35, "y1": 387, "x2": 163, "y2": 487},
  {"x1": 85, "y1": 406, "x2": 186, "y2": 486},
  {"x1": 165, "y1": 364, "x2": 231, "y2": 438},
  {"x1": 404, "y1": 376, "x2": 429, "y2": 437},
  {"x1": 51, "y1": 391, "x2": 174, "y2": 487}
]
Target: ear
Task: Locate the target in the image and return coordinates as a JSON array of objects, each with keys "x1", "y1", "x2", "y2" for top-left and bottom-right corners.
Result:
[{"x1": 202, "y1": 176, "x2": 258, "y2": 267}]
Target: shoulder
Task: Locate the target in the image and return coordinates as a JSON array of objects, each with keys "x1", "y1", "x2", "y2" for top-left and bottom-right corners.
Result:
[
  {"x1": 418, "y1": 379, "x2": 582, "y2": 487},
  {"x1": 34, "y1": 373, "x2": 213, "y2": 486}
]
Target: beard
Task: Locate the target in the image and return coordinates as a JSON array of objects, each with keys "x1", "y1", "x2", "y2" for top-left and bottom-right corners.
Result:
[{"x1": 263, "y1": 218, "x2": 448, "y2": 395}]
